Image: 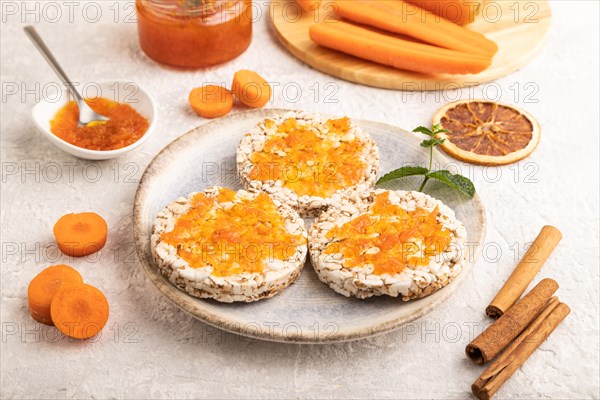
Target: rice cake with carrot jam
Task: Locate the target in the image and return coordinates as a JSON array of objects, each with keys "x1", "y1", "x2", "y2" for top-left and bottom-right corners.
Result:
[
  {"x1": 237, "y1": 112, "x2": 379, "y2": 218},
  {"x1": 309, "y1": 189, "x2": 467, "y2": 300},
  {"x1": 151, "y1": 187, "x2": 308, "y2": 303}
]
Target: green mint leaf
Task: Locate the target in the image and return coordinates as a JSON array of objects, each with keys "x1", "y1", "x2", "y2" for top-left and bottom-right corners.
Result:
[
  {"x1": 413, "y1": 126, "x2": 434, "y2": 136},
  {"x1": 431, "y1": 123, "x2": 448, "y2": 135},
  {"x1": 420, "y1": 138, "x2": 438, "y2": 148},
  {"x1": 383, "y1": 124, "x2": 473, "y2": 199},
  {"x1": 421, "y1": 137, "x2": 446, "y2": 148},
  {"x1": 377, "y1": 166, "x2": 429, "y2": 184},
  {"x1": 427, "y1": 170, "x2": 476, "y2": 198}
]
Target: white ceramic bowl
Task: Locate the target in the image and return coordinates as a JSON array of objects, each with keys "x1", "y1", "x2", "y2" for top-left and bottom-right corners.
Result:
[{"x1": 32, "y1": 80, "x2": 157, "y2": 160}]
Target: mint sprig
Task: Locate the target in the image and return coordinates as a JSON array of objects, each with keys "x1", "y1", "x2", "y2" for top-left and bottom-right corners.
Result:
[{"x1": 377, "y1": 124, "x2": 475, "y2": 198}]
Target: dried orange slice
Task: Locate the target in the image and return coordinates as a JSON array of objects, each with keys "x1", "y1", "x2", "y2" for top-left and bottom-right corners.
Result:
[{"x1": 432, "y1": 100, "x2": 540, "y2": 165}]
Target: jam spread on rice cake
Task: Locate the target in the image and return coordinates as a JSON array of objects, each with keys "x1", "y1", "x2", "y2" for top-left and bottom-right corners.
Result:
[
  {"x1": 323, "y1": 192, "x2": 452, "y2": 276},
  {"x1": 160, "y1": 188, "x2": 306, "y2": 277},
  {"x1": 248, "y1": 117, "x2": 367, "y2": 198}
]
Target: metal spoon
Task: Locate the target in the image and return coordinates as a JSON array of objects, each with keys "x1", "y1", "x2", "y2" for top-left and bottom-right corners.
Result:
[{"x1": 24, "y1": 25, "x2": 109, "y2": 126}]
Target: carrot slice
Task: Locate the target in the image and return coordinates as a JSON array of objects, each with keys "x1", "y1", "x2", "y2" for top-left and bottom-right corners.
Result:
[
  {"x1": 334, "y1": 0, "x2": 497, "y2": 57},
  {"x1": 54, "y1": 212, "x2": 107, "y2": 257},
  {"x1": 231, "y1": 70, "x2": 272, "y2": 109},
  {"x1": 309, "y1": 21, "x2": 492, "y2": 75},
  {"x1": 51, "y1": 283, "x2": 109, "y2": 339},
  {"x1": 189, "y1": 85, "x2": 234, "y2": 119},
  {"x1": 28, "y1": 265, "x2": 84, "y2": 325}
]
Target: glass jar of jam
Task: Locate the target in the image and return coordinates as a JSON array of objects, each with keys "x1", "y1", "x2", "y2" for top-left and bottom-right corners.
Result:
[{"x1": 136, "y1": 0, "x2": 252, "y2": 68}]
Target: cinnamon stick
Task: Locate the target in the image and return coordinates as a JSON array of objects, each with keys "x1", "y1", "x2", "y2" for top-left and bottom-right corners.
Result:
[
  {"x1": 466, "y1": 278, "x2": 558, "y2": 364},
  {"x1": 472, "y1": 296, "x2": 559, "y2": 391},
  {"x1": 472, "y1": 301, "x2": 570, "y2": 400},
  {"x1": 486, "y1": 226, "x2": 562, "y2": 318}
]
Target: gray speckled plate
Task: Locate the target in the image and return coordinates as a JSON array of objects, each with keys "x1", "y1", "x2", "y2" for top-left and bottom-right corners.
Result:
[{"x1": 133, "y1": 108, "x2": 486, "y2": 343}]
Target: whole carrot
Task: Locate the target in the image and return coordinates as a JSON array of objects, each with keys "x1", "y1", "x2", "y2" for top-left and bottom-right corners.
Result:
[
  {"x1": 334, "y1": 0, "x2": 497, "y2": 57},
  {"x1": 309, "y1": 21, "x2": 492, "y2": 75}
]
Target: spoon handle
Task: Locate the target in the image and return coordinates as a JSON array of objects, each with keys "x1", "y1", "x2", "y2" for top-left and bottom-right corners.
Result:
[{"x1": 23, "y1": 25, "x2": 83, "y2": 103}]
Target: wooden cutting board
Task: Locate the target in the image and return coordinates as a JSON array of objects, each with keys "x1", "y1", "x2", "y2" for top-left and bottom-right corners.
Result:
[{"x1": 270, "y1": 0, "x2": 552, "y2": 90}]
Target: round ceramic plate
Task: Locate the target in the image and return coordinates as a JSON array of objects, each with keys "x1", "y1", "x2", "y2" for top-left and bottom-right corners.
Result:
[{"x1": 133, "y1": 109, "x2": 486, "y2": 343}]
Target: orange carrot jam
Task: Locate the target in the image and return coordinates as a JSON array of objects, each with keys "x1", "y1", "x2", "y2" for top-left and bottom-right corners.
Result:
[
  {"x1": 323, "y1": 192, "x2": 452, "y2": 275},
  {"x1": 136, "y1": 0, "x2": 252, "y2": 68},
  {"x1": 249, "y1": 117, "x2": 367, "y2": 197},
  {"x1": 50, "y1": 97, "x2": 149, "y2": 151},
  {"x1": 161, "y1": 188, "x2": 306, "y2": 277}
]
